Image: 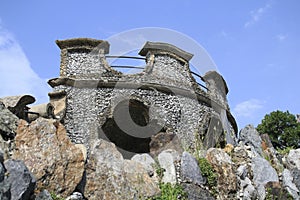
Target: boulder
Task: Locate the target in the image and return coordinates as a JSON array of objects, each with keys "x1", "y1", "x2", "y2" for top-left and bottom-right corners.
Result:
[
  {"x1": 84, "y1": 139, "x2": 159, "y2": 200},
  {"x1": 150, "y1": 132, "x2": 183, "y2": 157},
  {"x1": 13, "y1": 118, "x2": 85, "y2": 197},
  {"x1": 237, "y1": 164, "x2": 248, "y2": 180},
  {"x1": 286, "y1": 149, "x2": 300, "y2": 170},
  {"x1": 239, "y1": 125, "x2": 263, "y2": 156},
  {"x1": 180, "y1": 151, "x2": 206, "y2": 185},
  {"x1": 240, "y1": 177, "x2": 257, "y2": 200},
  {"x1": 206, "y1": 148, "x2": 237, "y2": 197},
  {"x1": 158, "y1": 149, "x2": 180, "y2": 184},
  {"x1": 282, "y1": 169, "x2": 300, "y2": 199},
  {"x1": 0, "y1": 101, "x2": 19, "y2": 140},
  {"x1": 182, "y1": 183, "x2": 215, "y2": 200},
  {"x1": 291, "y1": 168, "x2": 300, "y2": 192},
  {"x1": 131, "y1": 153, "x2": 156, "y2": 177},
  {"x1": 251, "y1": 157, "x2": 278, "y2": 187},
  {"x1": 0, "y1": 159, "x2": 11, "y2": 200},
  {"x1": 4, "y1": 159, "x2": 36, "y2": 200}
]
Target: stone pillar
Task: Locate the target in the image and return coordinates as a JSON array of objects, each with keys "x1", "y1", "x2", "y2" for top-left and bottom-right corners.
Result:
[
  {"x1": 203, "y1": 71, "x2": 229, "y2": 110},
  {"x1": 203, "y1": 71, "x2": 236, "y2": 145},
  {"x1": 139, "y1": 42, "x2": 194, "y2": 89},
  {"x1": 56, "y1": 38, "x2": 110, "y2": 79}
]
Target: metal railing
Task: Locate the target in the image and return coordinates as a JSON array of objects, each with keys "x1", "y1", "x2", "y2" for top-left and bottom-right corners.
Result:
[{"x1": 106, "y1": 55, "x2": 208, "y2": 91}]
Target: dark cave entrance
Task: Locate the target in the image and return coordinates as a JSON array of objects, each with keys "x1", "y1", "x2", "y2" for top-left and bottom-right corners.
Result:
[{"x1": 100, "y1": 99, "x2": 162, "y2": 159}]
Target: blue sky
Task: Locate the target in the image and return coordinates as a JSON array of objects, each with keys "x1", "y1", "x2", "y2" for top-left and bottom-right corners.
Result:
[{"x1": 0, "y1": 0, "x2": 299, "y2": 130}]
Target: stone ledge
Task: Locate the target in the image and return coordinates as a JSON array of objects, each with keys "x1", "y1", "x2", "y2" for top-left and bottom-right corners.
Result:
[
  {"x1": 56, "y1": 38, "x2": 110, "y2": 54},
  {"x1": 139, "y1": 41, "x2": 193, "y2": 62}
]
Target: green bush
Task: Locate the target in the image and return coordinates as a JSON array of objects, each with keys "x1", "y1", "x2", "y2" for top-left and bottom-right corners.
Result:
[
  {"x1": 50, "y1": 192, "x2": 65, "y2": 200},
  {"x1": 257, "y1": 110, "x2": 300, "y2": 149},
  {"x1": 198, "y1": 158, "x2": 217, "y2": 188},
  {"x1": 149, "y1": 183, "x2": 187, "y2": 200}
]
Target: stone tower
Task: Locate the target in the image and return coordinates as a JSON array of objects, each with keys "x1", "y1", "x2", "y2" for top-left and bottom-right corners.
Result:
[{"x1": 48, "y1": 38, "x2": 237, "y2": 158}]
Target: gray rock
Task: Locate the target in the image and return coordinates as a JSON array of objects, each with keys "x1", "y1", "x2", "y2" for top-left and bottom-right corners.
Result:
[
  {"x1": 0, "y1": 149, "x2": 4, "y2": 163},
  {"x1": 291, "y1": 168, "x2": 300, "y2": 193},
  {"x1": 131, "y1": 153, "x2": 156, "y2": 176},
  {"x1": 0, "y1": 101, "x2": 19, "y2": 140},
  {"x1": 286, "y1": 149, "x2": 300, "y2": 170},
  {"x1": 243, "y1": 183, "x2": 257, "y2": 200},
  {"x1": 237, "y1": 164, "x2": 248, "y2": 180},
  {"x1": 180, "y1": 151, "x2": 206, "y2": 185},
  {"x1": 240, "y1": 177, "x2": 252, "y2": 188},
  {"x1": 0, "y1": 135, "x2": 15, "y2": 161},
  {"x1": 35, "y1": 190, "x2": 53, "y2": 200},
  {"x1": 0, "y1": 181, "x2": 11, "y2": 200},
  {"x1": 66, "y1": 192, "x2": 83, "y2": 200},
  {"x1": 0, "y1": 161, "x2": 11, "y2": 200},
  {"x1": 256, "y1": 184, "x2": 266, "y2": 200},
  {"x1": 0, "y1": 163, "x2": 5, "y2": 182},
  {"x1": 239, "y1": 125, "x2": 263, "y2": 156},
  {"x1": 158, "y1": 149, "x2": 179, "y2": 184},
  {"x1": 252, "y1": 157, "x2": 279, "y2": 186},
  {"x1": 182, "y1": 183, "x2": 215, "y2": 200},
  {"x1": 282, "y1": 169, "x2": 300, "y2": 199},
  {"x1": 4, "y1": 159, "x2": 36, "y2": 200}
]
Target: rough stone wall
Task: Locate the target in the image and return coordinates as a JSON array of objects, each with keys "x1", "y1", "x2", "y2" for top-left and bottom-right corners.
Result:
[
  {"x1": 49, "y1": 38, "x2": 237, "y2": 155},
  {"x1": 54, "y1": 85, "x2": 215, "y2": 151}
]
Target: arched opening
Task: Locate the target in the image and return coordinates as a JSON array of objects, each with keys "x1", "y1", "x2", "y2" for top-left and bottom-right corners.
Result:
[{"x1": 99, "y1": 99, "x2": 162, "y2": 159}]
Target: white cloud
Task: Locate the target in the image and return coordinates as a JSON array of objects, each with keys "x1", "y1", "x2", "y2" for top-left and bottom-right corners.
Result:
[
  {"x1": 233, "y1": 99, "x2": 265, "y2": 118},
  {"x1": 0, "y1": 25, "x2": 50, "y2": 104},
  {"x1": 244, "y1": 3, "x2": 271, "y2": 28},
  {"x1": 275, "y1": 34, "x2": 287, "y2": 41}
]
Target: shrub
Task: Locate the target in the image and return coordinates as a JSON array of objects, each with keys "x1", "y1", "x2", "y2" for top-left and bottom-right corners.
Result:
[{"x1": 257, "y1": 110, "x2": 300, "y2": 149}]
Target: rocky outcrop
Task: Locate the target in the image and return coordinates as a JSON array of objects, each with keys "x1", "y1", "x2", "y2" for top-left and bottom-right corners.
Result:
[
  {"x1": 239, "y1": 125, "x2": 263, "y2": 156},
  {"x1": 84, "y1": 139, "x2": 159, "y2": 200},
  {"x1": 2, "y1": 91, "x2": 300, "y2": 200},
  {"x1": 13, "y1": 118, "x2": 85, "y2": 197},
  {"x1": 206, "y1": 148, "x2": 237, "y2": 198}
]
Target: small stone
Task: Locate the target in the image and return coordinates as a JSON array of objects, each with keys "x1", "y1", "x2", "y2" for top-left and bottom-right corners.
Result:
[
  {"x1": 66, "y1": 192, "x2": 83, "y2": 200},
  {"x1": 237, "y1": 165, "x2": 248, "y2": 180},
  {"x1": 158, "y1": 149, "x2": 178, "y2": 184}
]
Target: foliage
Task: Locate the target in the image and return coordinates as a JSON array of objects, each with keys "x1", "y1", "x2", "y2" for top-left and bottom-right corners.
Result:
[
  {"x1": 155, "y1": 165, "x2": 165, "y2": 180},
  {"x1": 149, "y1": 183, "x2": 187, "y2": 200},
  {"x1": 197, "y1": 158, "x2": 217, "y2": 188},
  {"x1": 257, "y1": 110, "x2": 300, "y2": 149},
  {"x1": 277, "y1": 146, "x2": 294, "y2": 156},
  {"x1": 50, "y1": 192, "x2": 65, "y2": 200},
  {"x1": 265, "y1": 187, "x2": 294, "y2": 200}
]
